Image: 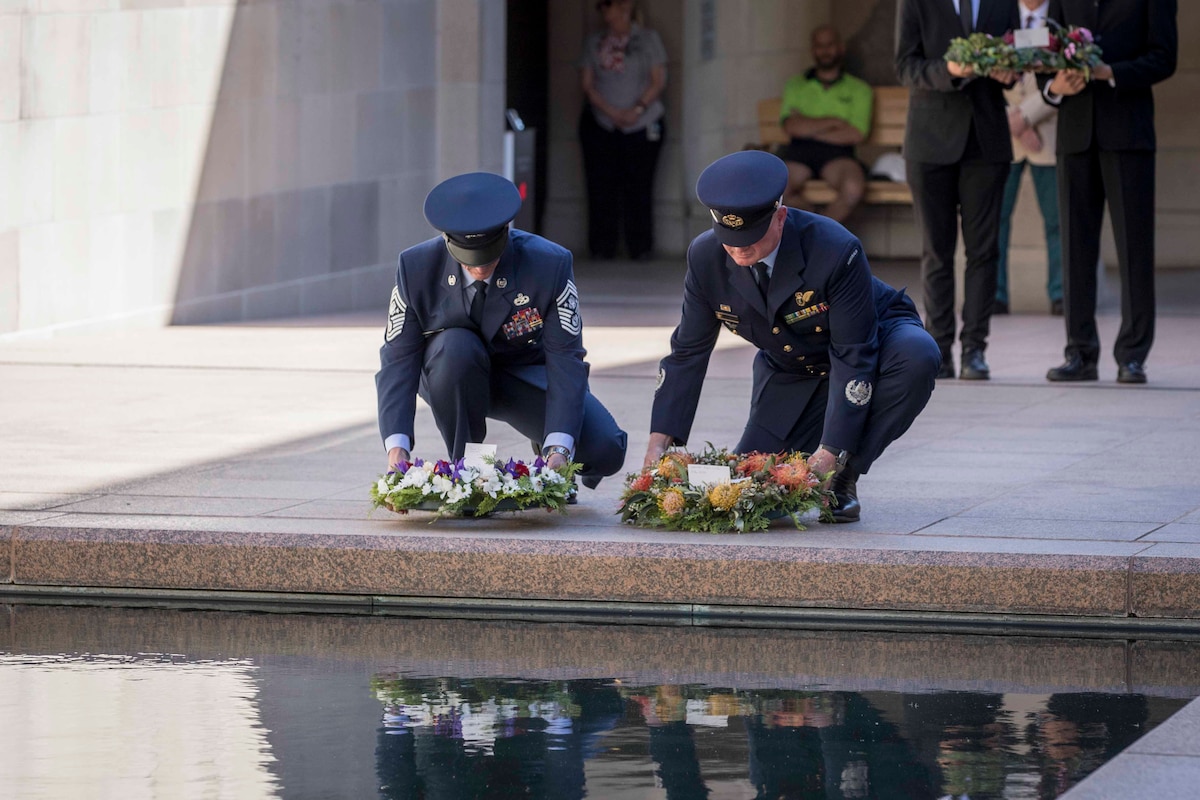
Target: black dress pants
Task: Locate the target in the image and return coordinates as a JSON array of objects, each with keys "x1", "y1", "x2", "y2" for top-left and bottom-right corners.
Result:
[
  {"x1": 734, "y1": 313, "x2": 941, "y2": 473},
  {"x1": 908, "y1": 133, "x2": 1009, "y2": 355},
  {"x1": 578, "y1": 107, "x2": 664, "y2": 260},
  {"x1": 1058, "y1": 145, "x2": 1156, "y2": 365},
  {"x1": 417, "y1": 328, "x2": 628, "y2": 479}
]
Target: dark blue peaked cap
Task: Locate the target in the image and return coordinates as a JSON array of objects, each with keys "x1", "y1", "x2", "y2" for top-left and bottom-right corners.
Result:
[
  {"x1": 423, "y1": 172, "x2": 522, "y2": 266},
  {"x1": 696, "y1": 150, "x2": 788, "y2": 247}
]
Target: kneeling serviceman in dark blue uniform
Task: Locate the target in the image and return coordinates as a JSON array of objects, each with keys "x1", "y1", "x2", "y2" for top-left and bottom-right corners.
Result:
[
  {"x1": 376, "y1": 172, "x2": 628, "y2": 487},
  {"x1": 643, "y1": 151, "x2": 941, "y2": 521}
]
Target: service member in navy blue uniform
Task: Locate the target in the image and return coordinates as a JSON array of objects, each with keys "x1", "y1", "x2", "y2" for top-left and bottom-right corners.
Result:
[
  {"x1": 1042, "y1": 0, "x2": 1177, "y2": 385},
  {"x1": 375, "y1": 172, "x2": 627, "y2": 487},
  {"x1": 643, "y1": 151, "x2": 941, "y2": 522}
]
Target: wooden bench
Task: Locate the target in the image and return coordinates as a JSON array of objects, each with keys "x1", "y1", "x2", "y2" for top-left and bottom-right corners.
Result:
[{"x1": 756, "y1": 86, "x2": 913, "y2": 206}]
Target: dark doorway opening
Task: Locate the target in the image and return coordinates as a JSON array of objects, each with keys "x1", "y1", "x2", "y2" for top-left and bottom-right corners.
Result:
[{"x1": 506, "y1": 0, "x2": 549, "y2": 233}]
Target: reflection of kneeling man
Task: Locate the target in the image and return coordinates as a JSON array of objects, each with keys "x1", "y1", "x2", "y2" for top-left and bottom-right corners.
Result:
[
  {"x1": 643, "y1": 151, "x2": 940, "y2": 521},
  {"x1": 376, "y1": 173, "x2": 628, "y2": 488}
]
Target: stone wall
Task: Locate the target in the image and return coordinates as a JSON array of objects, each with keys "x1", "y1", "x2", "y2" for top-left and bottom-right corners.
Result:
[
  {"x1": 0, "y1": 0, "x2": 505, "y2": 336},
  {"x1": 4, "y1": 0, "x2": 1197, "y2": 333}
]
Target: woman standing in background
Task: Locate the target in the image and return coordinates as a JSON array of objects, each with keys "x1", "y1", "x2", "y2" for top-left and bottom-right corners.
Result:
[{"x1": 578, "y1": 0, "x2": 668, "y2": 261}]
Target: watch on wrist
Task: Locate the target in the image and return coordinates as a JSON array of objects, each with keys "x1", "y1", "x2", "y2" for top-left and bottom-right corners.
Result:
[
  {"x1": 543, "y1": 445, "x2": 572, "y2": 460},
  {"x1": 817, "y1": 444, "x2": 851, "y2": 471}
]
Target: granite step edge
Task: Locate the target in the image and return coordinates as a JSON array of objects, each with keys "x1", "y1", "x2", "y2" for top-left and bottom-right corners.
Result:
[{"x1": 9, "y1": 523, "x2": 1194, "y2": 618}]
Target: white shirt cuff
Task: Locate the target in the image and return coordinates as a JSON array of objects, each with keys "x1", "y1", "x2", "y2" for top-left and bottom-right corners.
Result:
[
  {"x1": 384, "y1": 434, "x2": 411, "y2": 454},
  {"x1": 542, "y1": 433, "x2": 575, "y2": 458},
  {"x1": 1042, "y1": 83, "x2": 1062, "y2": 106}
]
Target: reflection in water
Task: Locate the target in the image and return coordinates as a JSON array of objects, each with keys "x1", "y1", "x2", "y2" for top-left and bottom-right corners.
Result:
[
  {"x1": 3, "y1": 606, "x2": 1197, "y2": 799},
  {"x1": 0, "y1": 654, "x2": 280, "y2": 800},
  {"x1": 371, "y1": 676, "x2": 1172, "y2": 799}
]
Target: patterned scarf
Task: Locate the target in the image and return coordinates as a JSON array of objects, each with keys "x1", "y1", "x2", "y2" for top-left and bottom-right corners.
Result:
[{"x1": 597, "y1": 32, "x2": 630, "y2": 72}]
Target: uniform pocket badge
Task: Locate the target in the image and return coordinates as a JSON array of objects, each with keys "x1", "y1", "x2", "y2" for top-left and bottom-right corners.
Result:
[{"x1": 514, "y1": 292, "x2": 530, "y2": 306}]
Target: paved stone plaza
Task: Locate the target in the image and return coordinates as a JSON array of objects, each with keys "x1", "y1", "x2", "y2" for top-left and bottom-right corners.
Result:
[
  {"x1": 3, "y1": 259, "x2": 1199, "y2": 618},
  {"x1": 3, "y1": 258, "x2": 1200, "y2": 796}
]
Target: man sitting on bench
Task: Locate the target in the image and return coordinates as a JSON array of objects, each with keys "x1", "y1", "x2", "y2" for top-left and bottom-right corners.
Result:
[{"x1": 778, "y1": 25, "x2": 873, "y2": 224}]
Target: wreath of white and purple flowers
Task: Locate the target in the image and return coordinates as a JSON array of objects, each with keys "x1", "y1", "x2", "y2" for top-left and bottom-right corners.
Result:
[{"x1": 371, "y1": 456, "x2": 581, "y2": 517}]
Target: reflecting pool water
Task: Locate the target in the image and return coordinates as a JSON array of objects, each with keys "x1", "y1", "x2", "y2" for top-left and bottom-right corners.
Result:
[{"x1": 2, "y1": 604, "x2": 1197, "y2": 799}]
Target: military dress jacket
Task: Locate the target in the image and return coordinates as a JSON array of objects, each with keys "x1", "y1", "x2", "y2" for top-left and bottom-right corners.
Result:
[
  {"x1": 650, "y1": 209, "x2": 916, "y2": 455},
  {"x1": 376, "y1": 229, "x2": 589, "y2": 449}
]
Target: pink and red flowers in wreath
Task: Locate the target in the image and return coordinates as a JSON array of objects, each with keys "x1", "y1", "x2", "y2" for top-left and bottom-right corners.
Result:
[
  {"x1": 630, "y1": 471, "x2": 654, "y2": 493},
  {"x1": 951, "y1": 21, "x2": 1102, "y2": 75}
]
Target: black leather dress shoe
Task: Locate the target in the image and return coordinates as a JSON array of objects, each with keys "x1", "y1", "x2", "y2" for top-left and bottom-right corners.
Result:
[
  {"x1": 827, "y1": 469, "x2": 861, "y2": 523},
  {"x1": 959, "y1": 349, "x2": 990, "y2": 380},
  {"x1": 992, "y1": 299, "x2": 1009, "y2": 315},
  {"x1": 1050, "y1": 299, "x2": 1064, "y2": 316},
  {"x1": 1117, "y1": 361, "x2": 1147, "y2": 384},
  {"x1": 1046, "y1": 355, "x2": 1098, "y2": 382},
  {"x1": 580, "y1": 474, "x2": 603, "y2": 490},
  {"x1": 936, "y1": 353, "x2": 955, "y2": 380}
]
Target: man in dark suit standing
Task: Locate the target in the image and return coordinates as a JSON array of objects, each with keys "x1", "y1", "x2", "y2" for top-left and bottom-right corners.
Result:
[
  {"x1": 1043, "y1": 0, "x2": 1177, "y2": 384},
  {"x1": 644, "y1": 151, "x2": 941, "y2": 522},
  {"x1": 376, "y1": 172, "x2": 628, "y2": 488},
  {"x1": 896, "y1": 0, "x2": 1019, "y2": 381}
]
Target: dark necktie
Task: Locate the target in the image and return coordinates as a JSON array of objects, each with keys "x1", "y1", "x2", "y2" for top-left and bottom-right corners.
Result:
[
  {"x1": 1026, "y1": 13, "x2": 1036, "y2": 29},
  {"x1": 752, "y1": 262, "x2": 770, "y2": 302},
  {"x1": 960, "y1": 0, "x2": 974, "y2": 33},
  {"x1": 469, "y1": 281, "x2": 487, "y2": 328}
]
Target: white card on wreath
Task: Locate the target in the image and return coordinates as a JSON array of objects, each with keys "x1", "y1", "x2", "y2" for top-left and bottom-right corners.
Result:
[
  {"x1": 463, "y1": 443, "x2": 497, "y2": 470},
  {"x1": 1013, "y1": 27, "x2": 1050, "y2": 49},
  {"x1": 687, "y1": 464, "x2": 732, "y2": 487}
]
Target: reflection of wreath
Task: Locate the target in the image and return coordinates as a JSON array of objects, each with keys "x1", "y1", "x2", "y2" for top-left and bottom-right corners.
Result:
[
  {"x1": 619, "y1": 446, "x2": 834, "y2": 533},
  {"x1": 371, "y1": 457, "x2": 580, "y2": 517}
]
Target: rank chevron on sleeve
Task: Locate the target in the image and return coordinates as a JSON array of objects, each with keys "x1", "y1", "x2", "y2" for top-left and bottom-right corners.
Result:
[
  {"x1": 556, "y1": 280, "x2": 581, "y2": 335},
  {"x1": 385, "y1": 285, "x2": 406, "y2": 341}
]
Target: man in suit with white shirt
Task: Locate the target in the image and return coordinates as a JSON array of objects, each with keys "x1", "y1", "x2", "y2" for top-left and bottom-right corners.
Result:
[
  {"x1": 995, "y1": 0, "x2": 1063, "y2": 317},
  {"x1": 895, "y1": 0, "x2": 1020, "y2": 381}
]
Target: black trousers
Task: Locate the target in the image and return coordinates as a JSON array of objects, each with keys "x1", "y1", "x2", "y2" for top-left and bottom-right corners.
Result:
[
  {"x1": 908, "y1": 135, "x2": 1009, "y2": 355},
  {"x1": 417, "y1": 328, "x2": 628, "y2": 479},
  {"x1": 734, "y1": 315, "x2": 941, "y2": 473},
  {"x1": 1058, "y1": 145, "x2": 1156, "y2": 364},
  {"x1": 578, "y1": 107, "x2": 664, "y2": 260}
]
